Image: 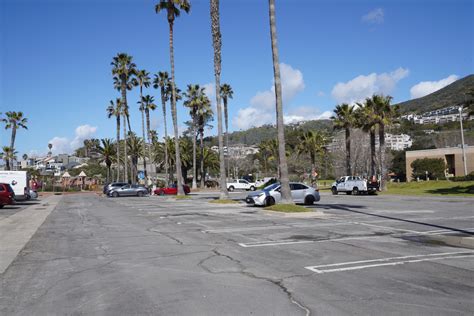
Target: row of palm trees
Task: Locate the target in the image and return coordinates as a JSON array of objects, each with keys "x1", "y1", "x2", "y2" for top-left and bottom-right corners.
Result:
[
  {"x1": 332, "y1": 94, "x2": 399, "y2": 190},
  {"x1": 0, "y1": 111, "x2": 28, "y2": 170}
]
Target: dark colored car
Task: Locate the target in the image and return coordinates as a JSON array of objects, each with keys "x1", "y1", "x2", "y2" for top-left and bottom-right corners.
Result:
[
  {"x1": 103, "y1": 182, "x2": 128, "y2": 194},
  {"x1": 0, "y1": 183, "x2": 15, "y2": 208},
  {"x1": 108, "y1": 184, "x2": 149, "y2": 197},
  {"x1": 154, "y1": 185, "x2": 191, "y2": 196}
]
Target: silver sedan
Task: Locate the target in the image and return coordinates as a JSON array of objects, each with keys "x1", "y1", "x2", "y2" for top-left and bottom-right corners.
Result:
[
  {"x1": 245, "y1": 182, "x2": 320, "y2": 206},
  {"x1": 108, "y1": 184, "x2": 149, "y2": 197}
]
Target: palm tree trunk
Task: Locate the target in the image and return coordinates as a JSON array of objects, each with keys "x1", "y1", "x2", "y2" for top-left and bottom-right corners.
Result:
[
  {"x1": 269, "y1": 0, "x2": 292, "y2": 203},
  {"x1": 200, "y1": 130, "x2": 205, "y2": 188},
  {"x1": 145, "y1": 108, "x2": 153, "y2": 178},
  {"x1": 116, "y1": 114, "x2": 121, "y2": 182},
  {"x1": 123, "y1": 114, "x2": 128, "y2": 184},
  {"x1": 192, "y1": 123, "x2": 197, "y2": 189},
  {"x1": 224, "y1": 97, "x2": 229, "y2": 178},
  {"x1": 168, "y1": 22, "x2": 185, "y2": 194},
  {"x1": 161, "y1": 87, "x2": 169, "y2": 186},
  {"x1": 345, "y1": 128, "x2": 351, "y2": 175},
  {"x1": 140, "y1": 87, "x2": 147, "y2": 179},
  {"x1": 10, "y1": 127, "x2": 16, "y2": 157},
  {"x1": 370, "y1": 129, "x2": 376, "y2": 177},
  {"x1": 379, "y1": 123, "x2": 386, "y2": 191}
]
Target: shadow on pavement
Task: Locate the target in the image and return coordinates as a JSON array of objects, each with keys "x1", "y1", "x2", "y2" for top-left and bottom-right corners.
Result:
[{"x1": 427, "y1": 185, "x2": 474, "y2": 195}]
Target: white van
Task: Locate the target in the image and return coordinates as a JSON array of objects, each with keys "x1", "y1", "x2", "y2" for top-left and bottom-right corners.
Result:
[{"x1": 0, "y1": 171, "x2": 30, "y2": 200}]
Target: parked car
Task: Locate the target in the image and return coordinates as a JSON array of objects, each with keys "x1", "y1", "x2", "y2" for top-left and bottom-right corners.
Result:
[
  {"x1": 246, "y1": 182, "x2": 320, "y2": 206},
  {"x1": 103, "y1": 182, "x2": 128, "y2": 194},
  {"x1": 26, "y1": 189, "x2": 38, "y2": 200},
  {"x1": 154, "y1": 184, "x2": 190, "y2": 195},
  {"x1": 331, "y1": 176, "x2": 379, "y2": 195},
  {"x1": 0, "y1": 183, "x2": 15, "y2": 208},
  {"x1": 108, "y1": 184, "x2": 149, "y2": 197},
  {"x1": 227, "y1": 179, "x2": 256, "y2": 192}
]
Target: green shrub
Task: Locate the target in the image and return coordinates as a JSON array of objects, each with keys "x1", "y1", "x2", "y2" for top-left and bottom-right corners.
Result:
[
  {"x1": 451, "y1": 172, "x2": 474, "y2": 182},
  {"x1": 411, "y1": 158, "x2": 446, "y2": 180}
]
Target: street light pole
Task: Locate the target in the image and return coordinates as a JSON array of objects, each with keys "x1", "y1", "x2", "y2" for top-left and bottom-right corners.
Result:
[{"x1": 459, "y1": 106, "x2": 468, "y2": 176}]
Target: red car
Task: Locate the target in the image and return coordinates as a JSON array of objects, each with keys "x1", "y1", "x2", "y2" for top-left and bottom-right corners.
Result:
[
  {"x1": 0, "y1": 183, "x2": 15, "y2": 208},
  {"x1": 154, "y1": 185, "x2": 191, "y2": 196}
]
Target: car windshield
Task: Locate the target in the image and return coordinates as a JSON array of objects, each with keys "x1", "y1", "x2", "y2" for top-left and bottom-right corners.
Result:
[{"x1": 263, "y1": 183, "x2": 280, "y2": 191}]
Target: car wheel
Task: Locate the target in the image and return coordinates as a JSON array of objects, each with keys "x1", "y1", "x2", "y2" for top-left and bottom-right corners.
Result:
[
  {"x1": 352, "y1": 187, "x2": 359, "y2": 195},
  {"x1": 331, "y1": 187, "x2": 338, "y2": 195},
  {"x1": 137, "y1": 191, "x2": 144, "y2": 197},
  {"x1": 159, "y1": 191, "x2": 165, "y2": 196},
  {"x1": 228, "y1": 186, "x2": 234, "y2": 192},
  {"x1": 0, "y1": 205, "x2": 4, "y2": 209},
  {"x1": 250, "y1": 186, "x2": 256, "y2": 191},
  {"x1": 265, "y1": 197, "x2": 275, "y2": 207},
  {"x1": 112, "y1": 192, "x2": 119, "y2": 198},
  {"x1": 304, "y1": 195, "x2": 315, "y2": 205}
]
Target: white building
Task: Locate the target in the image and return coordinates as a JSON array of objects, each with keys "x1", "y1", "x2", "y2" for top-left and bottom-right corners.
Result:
[{"x1": 384, "y1": 133, "x2": 412, "y2": 151}]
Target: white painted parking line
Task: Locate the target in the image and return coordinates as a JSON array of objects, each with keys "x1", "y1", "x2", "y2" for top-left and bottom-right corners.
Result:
[
  {"x1": 204, "y1": 225, "x2": 290, "y2": 234},
  {"x1": 305, "y1": 251, "x2": 474, "y2": 274},
  {"x1": 239, "y1": 240, "x2": 314, "y2": 247},
  {"x1": 356, "y1": 222, "x2": 422, "y2": 233}
]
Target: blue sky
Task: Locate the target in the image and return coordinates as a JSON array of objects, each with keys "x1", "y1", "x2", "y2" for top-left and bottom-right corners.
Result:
[{"x1": 1, "y1": 0, "x2": 473, "y2": 157}]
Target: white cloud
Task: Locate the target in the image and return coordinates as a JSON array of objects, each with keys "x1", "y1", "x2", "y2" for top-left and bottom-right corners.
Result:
[
  {"x1": 362, "y1": 8, "x2": 384, "y2": 24},
  {"x1": 331, "y1": 67, "x2": 409, "y2": 104},
  {"x1": 410, "y1": 75, "x2": 459, "y2": 99},
  {"x1": 150, "y1": 117, "x2": 160, "y2": 130},
  {"x1": 203, "y1": 82, "x2": 215, "y2": 103},
  {"x1": 284, "y1": 107, "x2": 332, "y2": 124},
  {"x1": 48, "y1": 124, "x2": 98, "y2": 154},
  {"x1": 233, "y1": 63, "x2": 305, "y2": 129}
]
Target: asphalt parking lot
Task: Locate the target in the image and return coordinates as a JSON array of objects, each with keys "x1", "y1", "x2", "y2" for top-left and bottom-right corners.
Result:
[{"x1": 1, "y1": 192, "x2": 473, "y2": 315}]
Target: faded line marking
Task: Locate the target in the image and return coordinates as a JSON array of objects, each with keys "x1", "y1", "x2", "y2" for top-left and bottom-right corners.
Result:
[
  {"x1": 356, "y1": 222, "x2": 421, "y2": 233},
  {"x1": 305, "y1": 251, "x2": 474, "y2": 274},
  {"x1": 238, "y1": 240, "x2": 314, "y2": 247}
]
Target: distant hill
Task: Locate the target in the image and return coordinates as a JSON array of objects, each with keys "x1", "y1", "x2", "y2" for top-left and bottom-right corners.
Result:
[{"x1": 396, "y1": 74, "x2": 474, "y2": 114}]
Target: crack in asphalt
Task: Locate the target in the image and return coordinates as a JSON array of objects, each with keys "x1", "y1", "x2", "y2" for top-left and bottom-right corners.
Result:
[
  {"x1": 198, "y1": 248, "x2": 311, "y2": 316},
  {"x1": 146, "y1": 228, "x2": 184, "y2": 245}
]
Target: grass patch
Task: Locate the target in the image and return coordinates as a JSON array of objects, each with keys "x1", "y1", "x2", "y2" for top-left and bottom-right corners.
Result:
[
  {"x1": 174, "y1": 195, "x2": 191, "y2": 199},
  {"x1": 264, "y1": 204, "x2": 310, "y2": 213},
  {"x1": 209, "y1": 199, "x2": 240, "y2": 204},
  {"x1": 383, "y1": 180, "x2": 474, "y2": 197}
]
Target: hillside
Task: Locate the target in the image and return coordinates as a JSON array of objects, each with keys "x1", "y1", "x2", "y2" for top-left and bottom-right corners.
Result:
[{"x1": 396, "y1": 74, "x2": 474, "y2": 114}]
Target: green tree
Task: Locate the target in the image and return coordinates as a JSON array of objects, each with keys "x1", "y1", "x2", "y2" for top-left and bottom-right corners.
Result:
[
  {"x1": 111, "y1": 53, "x2": 137, "y2": 183},
  {"x1": 136, "y1": 69, "x2": 151, "y2": 178},
  {"x1": 142, "y1": 94, "x2": 157, "y2": 177},
  {"x1": 1, "y1": 111, "x2": 28, "y2": 170},
  {"x1": 107, "y1": 98, "x2": 123, "y2": 181},
  {"x1": 332, "y1": 103, "x2": 355, "y2": 175},
  {"x1": 268, "y1": 0, "x2": 291, "y2": 203},
  {"x1": 1, "y1": 146, "x2": 17, "y2": 170},
  {"x1": 98, "y1": 138, "x2": 116, "y2": 183},
  {"x1": 153, "y1": 71, "x2": 171, "y2": 185},
  {"x1": 184, "y1": 84, "x2": 202, "y2": 189},
  {"x1": 155, "y1": 0, "x2": 190, "y2": 195},
  {"x1": 390, "y1": 150, "x2": 406, "y2": 182},
  {"x1": 296, "y1": 130, "x2": 328, "y2": 184},
  {"x1": 356, "y1": 100, "x2": 378, "y2": 177},
  {"x1": 127, "y1": 132, "x2": 144, "y2": 183},
  {"x1": 210, "y1": 0, "x2": 228, "y2": 199},
  {"x1": 411, "y1": 158, "x2": 446, "y2": 180},
  {"x1": 220, "y1": 83, "x2": 233, "y2": 176}
]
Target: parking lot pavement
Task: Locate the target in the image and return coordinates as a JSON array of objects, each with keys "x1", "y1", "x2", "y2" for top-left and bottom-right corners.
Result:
[
  {"x1": 1, "y1": 193, "x2": 473, "y2": 315},
  {"x1": 0, "y1": 200, "x2": 43, "y2": 221}
]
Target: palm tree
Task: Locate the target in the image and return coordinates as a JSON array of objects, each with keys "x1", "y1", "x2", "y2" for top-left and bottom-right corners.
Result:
[
  {"x1": 1, "y1": 146, "x2": 17, "y2": 170},
  {"x1": 296, "y1": 131, "x2": 328, "y2": 185},
  {"x1": 142, "y1": 94, "x2": 157, "y2": 177},
  {"x1": 153, "y1": 71, "x2": 171, "y2": 185},
  {"x1": 155, "y1": 0, "x2": 190, "y2": 195},
  {"x1": 356, "y1": 100, "x2": 378, "y2": 177},
  {"x1": 1, "y1": 111, "x2": 28, "y2": 170},
  {"x1": 107, "y1": 98, "x2": 123, "y2": 182},
  {"x1": 98, "y1": 138, "x2": 116, "y2": 183},
  {"x1": 22, "y1": 153, "x2": 28, "y2": 161},
  {"x1": 210, "y1": 0, "x2": 228, "y2": 199},
  {"x1": 111, "y1": 53, "x2": 137, "y2": 183},
  {"x1": 48, "y1": 143, "x2": 53, "y2": 156},
  {"x1": 127, "y1": 132, "x2": 144, "y2": 183},
  {"x1": 184, "y1": 84, "x2": 201, "y2": 189},
  {"x1": 268, "y1": 0, "x2": 291, "y2": 203},
  {"x1": 332, "y1": 103, "x2": 356, "y2": 175},
  {"x1": 220, "y1": 83, "x2": 233, "y2": 177},
  {"x1": 136, "y1": 69, "x2": 151, "y2": 178},
  {"x1": 196, "y1": 96, "x2": 213, "y2": 188}
]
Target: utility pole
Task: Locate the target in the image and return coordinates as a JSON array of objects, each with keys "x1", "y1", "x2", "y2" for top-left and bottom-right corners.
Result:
[{"x1": 459, "y1": 106, "x2": 468, "y2": 176}]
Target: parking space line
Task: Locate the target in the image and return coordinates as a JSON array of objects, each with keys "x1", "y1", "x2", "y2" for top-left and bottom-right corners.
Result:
[
  {"x1": 356, "y1": 222, "x2": 422, "y2": 233},
  {"x1": 305, "y1": 251, "x2": 474, "y2": 274},
  {"x1": 239, "y1": 240, "x2": 314, "y2": 247}
]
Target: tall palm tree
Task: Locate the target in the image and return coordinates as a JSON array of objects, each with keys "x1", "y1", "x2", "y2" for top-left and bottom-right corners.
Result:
[
  {"x1": 220, "y1": 83, "x2": 233, "y2": 177},
  {"x1": 210, "y1": 0, "x2": 228, "y2": 199},
  {"x1": 1, "y1": 111, "x2": 28, "y2": 171},
  {"x1": 296, "y1": 130, "x2": 328, "y2": 184},
  {"x1": 268, "y1": 0, "x2": 291, "y2": 203},
  {"x1": 196, "y1": 95, "x2": 213, "y2": 188},
  {"x1": 332, "y1": 103, "x2": 356, "y2": 176},
  {"x1": 127, "y1": 132, "x2": 144, "y2": 183},
  {"x1": 184, "y1": 84, "x2": 201, "y2": 189},
  {"x1": 136, "y1": 69, "x2": 151, "y2": 178},
  {"x1": 111, "y1": 53, "x2": 137, "y2": 183},
  {"x1": 155, "y1": 0, "x2": 190, "y2": 195},
  {"x1": 142, "y1": 94, "x2": 157, "y2": 177},
  {"x1": 98, "y1": 138, "x2": 116, "y2": 183},
  {"x1": 1, "y1": 146, "x2": 17, "y2": 171},
  {"x1": 356, "y1": 100, "x2": 378, "y2": 177},
  {"x1": 107, "y1": 98, "x2": 122, "y2": 181},
  {"x1": 153, "y1": 71, "x2": 171, "y2": 185}
]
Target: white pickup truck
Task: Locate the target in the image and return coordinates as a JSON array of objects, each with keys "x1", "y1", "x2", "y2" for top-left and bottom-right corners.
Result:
[
  {"x1": 331, "y1": 176, "x2": 379, "y2": 195},
  {"x1": 227, "y1": 179, "x2": 256, "y2": 192}
]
